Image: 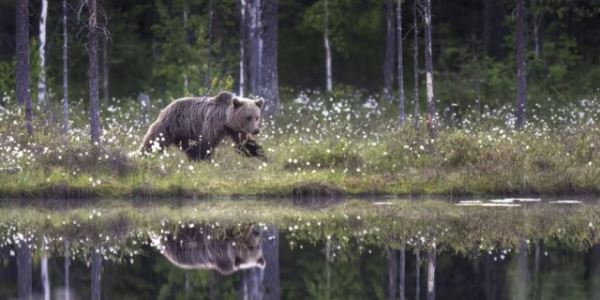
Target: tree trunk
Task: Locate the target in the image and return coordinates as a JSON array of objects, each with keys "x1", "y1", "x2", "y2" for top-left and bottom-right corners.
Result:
[
  {"x1": 412, "y1": 0, "x2": 419, "y2": 129},
  {"x1": 184, "y1": 272, "x2": 190, "y2": 300},
  {"x1": 102, "y1": 37, "x2": 109, "y2": 103},
  {"x1": 483, "y1": 0, "x2": 490, "y2": 56},
  {"x1": 383, "y1": 0, "x2": 394, "y2": 101},
  {"x1": 262, "y1": 225, "x2": 280, "y2": 300},
  {"x1": 37, "y1": 0, "x2": 48, "y2": 105},
  {"x1": 16, "y1": 0, "x2": 33, "y2": 135},
  {"x1": 485, "y1": 253, "x2": 492, "y2": 300},
  {"x1": 247, "y1": 0, "x2": 261, "y2": 95},
  {"x1": 89, "y1": 0, "x2": 101, "y2": 144},
  {"x1": 515, "y1": 0, "x2": 527, "y2": 129},
  {"x1": 591, "y1": 245, "x2": 600, "y2": 300},
  {"x1": 515, "y1": 239, "x2": 528, "y2": 300},
  {"x1": 422, "y1": 0, "x2": 436, "y2": 137},
  {"x1": 62, "y1": 0, "x2": 69, "y2": 134},
  {"x1": 183, "y1": 1, "x2": 189, "y2": 94},
  {"x1": 239, "y1": 0, "x2": 247, "y2": 96},
  {"x1": 91, "y1": 249, "x2": 103, "y2": 300},
  {"x1": 258, "y1": 0, "x2": 279, "y2": 115},
  {"x1": 41, "y1": 249, "x2": 50, "y2": 300},
  {"x1": 531, "y1": 0, "x2": 541, "y2": 59},
  {"x1": 426, "y1": 245, "x2": 436, "y2": 300},
  {"x1": 386, "y1": 248, "x2": 398, "y2": 300},
  {"x1": 399, "y1": 248, "x2": 406, "y2": 300},
  {"x1": 325, "y1": 238, "x2": 332, "y2": 299},
  {"x1": 396, "y1": 0, "x2": 405, "y2": 126},
  {"x1": 415, "y1": 246, "x2": 421, "y2": 300},
  {"x1": 65, "y1": 239, "x2": 71, "y2": 300},
  {"x1": 324, "y1": 0, "x2": 333, "y2": 92},
  {"x1": 532, "y1": 242, "x2": 541, "y2": 300},
  {"x1": 207, "y1": 0, "x2": 214, "y2": 90},
  {"x1": 17, "y1": 242, "x2": 32, "y2": 300}
]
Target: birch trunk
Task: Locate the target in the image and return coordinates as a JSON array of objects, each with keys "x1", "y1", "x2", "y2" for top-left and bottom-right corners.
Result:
[
  {"x1": 65, "y1": 239, "x2": 71, "y2": 300},
  {"x1": 426, "y1": 245, "x2": 436, "y2": 300},
  {"x1": 422, "y1": 0, "x2": 436, "y2": 137},
  {"x1": 413, "y1": 0, "x2": 419, "y2": 129},
  {"x1": 102, "y1": 38, "x2": 109, "y2": 103},
  {"x1": 324, "y1": 0, "x2": 332, "y2": 92},
  {"x1": 62, "y1": 0, "x2": 69, "y2": 134},
  {"x1": 247, "y1": 0, "x2": 261, "y2": 95},
  {"x1": 16, "y1": 0, "x2": 33, "y2": 134},
  {"x1": 515, "y1": 0, "x2": 527, "y2": 129},
  {"x1": 383, "y1": 0, "x2": 394, "y2": 101},
  {"x1": 396, "y1": 0, "x2": 405, "y2": 125},
  {"x1": 239, "y1": 0, "x2": 246, "y2": 96},
  {"x1": 37, "y1": 0, "x2": 48, "y2": 105},
  {"x1": 259, "y1": 0, "x2": 279, "y2": 115},
  {"x1": 41, "y1": 240, "x2": 50, "y2": 300},
  {"x1": 89, "y1": 0, "x2": 101, "y2": 144}
]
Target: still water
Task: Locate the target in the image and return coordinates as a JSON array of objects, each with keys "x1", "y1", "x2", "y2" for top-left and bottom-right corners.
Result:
[{"x1": 0, "y1": 198, "x2": 598, "y2": 300}]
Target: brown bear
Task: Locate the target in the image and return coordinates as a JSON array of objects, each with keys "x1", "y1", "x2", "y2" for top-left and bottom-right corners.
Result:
[
  {"x1": 139, "y1": 91, "x2": 265, "y2": 160},
  {"x1": 152, "y1": 225, "x2": 266, "y2": 275}
]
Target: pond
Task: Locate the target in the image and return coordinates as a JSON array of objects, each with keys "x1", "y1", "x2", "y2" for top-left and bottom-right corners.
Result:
[{"x1": 0, "y1": 198, "x2": 598, "y2": 300}]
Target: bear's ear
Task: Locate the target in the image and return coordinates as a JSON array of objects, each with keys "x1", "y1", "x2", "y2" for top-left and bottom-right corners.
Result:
[
  {"x1": 233, "y1": 97, "x2": 244, "y2": 109},
  {"x1": 215, "y1": 91, "x2": 234, "y2": 105},
  {"x1": 256, "y1": 257, "x2": 266, "y2": 268},
  {"x1": 255, "y1": 98, "x2": 264, "y2": 108}
]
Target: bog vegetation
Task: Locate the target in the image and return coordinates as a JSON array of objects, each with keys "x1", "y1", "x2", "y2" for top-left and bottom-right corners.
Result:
[{"x1": 0, "y1": 89, "x2": 599, "y2": 198}]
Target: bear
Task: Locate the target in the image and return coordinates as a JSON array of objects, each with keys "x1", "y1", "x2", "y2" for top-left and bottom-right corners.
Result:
[
  {"x1": 152, "y1": 224, "x2": 266, "y2": 275},
  {"x1": 139, "y1": 91, "x2": 266, "y2": 161}
]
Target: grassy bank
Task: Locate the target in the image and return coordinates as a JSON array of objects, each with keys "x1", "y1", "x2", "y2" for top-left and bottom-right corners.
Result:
[{"x1": 1, "y1": 91, "x2": 599, "y2": 198}]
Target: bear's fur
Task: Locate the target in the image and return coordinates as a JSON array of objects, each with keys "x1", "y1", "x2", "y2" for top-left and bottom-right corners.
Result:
[
  {"x1": 139, "y1": 91, "x2": 265, "y2": 160},
  {"x1": 155, "y1": 225, "x2": 265, "y2": 275}
]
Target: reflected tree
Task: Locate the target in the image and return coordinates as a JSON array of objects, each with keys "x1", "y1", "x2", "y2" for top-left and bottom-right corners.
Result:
[
  {"x1": 426, "y1": 245, "x2": 435, "y2": 300},
  {"x1": 91, "y1": 249, "x2": 103, "y2": 300},
  {"x1": 17, "y1": 241, "x2": 32, "y2": 300}
]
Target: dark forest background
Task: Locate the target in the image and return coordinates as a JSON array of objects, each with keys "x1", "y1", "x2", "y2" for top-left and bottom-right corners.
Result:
[{"x1": 0, "y1": 0, "x2": 599, "y2": 108}]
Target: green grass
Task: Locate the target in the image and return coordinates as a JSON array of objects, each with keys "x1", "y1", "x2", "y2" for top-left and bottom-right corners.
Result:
[{"x1": 0, "y1": 91, "x2": 599, "y2": 198}]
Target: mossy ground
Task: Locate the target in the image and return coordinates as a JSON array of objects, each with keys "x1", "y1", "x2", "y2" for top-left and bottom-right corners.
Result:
[{"x1": 0, "y1": 91, "x2": 599, "y2": 198}]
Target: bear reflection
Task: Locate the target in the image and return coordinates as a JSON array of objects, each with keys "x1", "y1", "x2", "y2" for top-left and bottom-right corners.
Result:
[{"x1": 157, "y1": 225, "x2": 265, "y2": 275}]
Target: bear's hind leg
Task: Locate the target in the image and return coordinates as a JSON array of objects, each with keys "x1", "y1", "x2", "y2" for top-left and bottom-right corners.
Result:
[{"x1": 185, "y1": 141, "x2": 213, "y2": 161}]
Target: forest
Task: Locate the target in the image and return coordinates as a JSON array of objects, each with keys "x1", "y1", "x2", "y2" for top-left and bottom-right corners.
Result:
[
  {"x1": 0, "y1": 1, "x2": 600, "y2": 300},
  {"x1": 0, "y1": 0, "x2": 599, "y2": 196}
]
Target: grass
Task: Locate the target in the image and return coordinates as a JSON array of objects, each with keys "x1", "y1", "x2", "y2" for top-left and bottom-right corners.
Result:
[
  {"x1": 0, "y1": 89, "x2": 599, "y2": 198},
  {"x1": 0, "y1": 198, "x2": 598, "y2": 261}
]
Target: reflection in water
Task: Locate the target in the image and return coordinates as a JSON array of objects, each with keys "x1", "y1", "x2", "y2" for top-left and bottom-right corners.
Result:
[
  {"x1": 41, "y1": 240, "x2": 50, "y2": 300},
  {"x1": 17, "y1": 241, "x2": 31, "y2": 300},
  {"x1": 514, "y1": 239, "x2": 529, "y2": 300},
  {"x1": 156, "y1": 225, "x2": 265, "y2": 275},
  {"x1": 427, "y1": 246, "x2": 436, "y2": 300},
  {"x1": 64, "y1": 239, "x2": 71, "y2": 300},
  {"x1": 0, "y1": 199, "x2": 598, "y2": 299},
  {"x1": 91, "y1": 248, "x2": 103, "y2": 300}
]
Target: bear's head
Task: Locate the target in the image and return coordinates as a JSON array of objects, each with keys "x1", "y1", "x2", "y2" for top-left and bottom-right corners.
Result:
[
  {"x1": 221, "y1": 93, "x2": 264, "y2": 135},
  {"x1": 231, "y1": 224, "x2": 265, "y2": 270}
]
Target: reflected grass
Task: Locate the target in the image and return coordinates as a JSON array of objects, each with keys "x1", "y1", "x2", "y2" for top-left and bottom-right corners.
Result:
[{"x1": 0, "y1": 199, "x2": 598, "y2": 262}]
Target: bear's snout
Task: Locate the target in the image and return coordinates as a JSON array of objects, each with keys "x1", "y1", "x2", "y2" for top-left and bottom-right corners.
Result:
[{"x1": 252, "y1": 129, "x2": 260, "y2": 135}]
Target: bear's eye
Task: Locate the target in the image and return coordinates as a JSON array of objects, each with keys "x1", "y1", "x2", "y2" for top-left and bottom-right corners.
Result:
[{"x1": 246, "y1": 116, "x2": 252, "y2": 121}]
